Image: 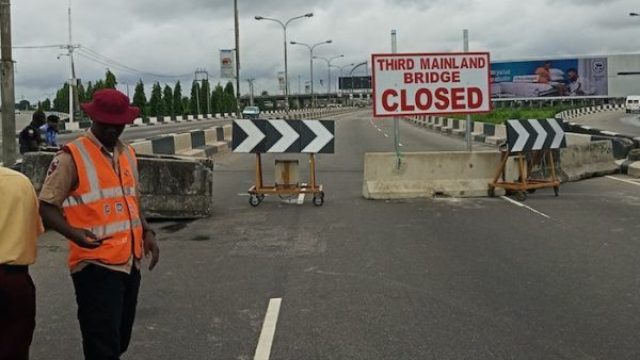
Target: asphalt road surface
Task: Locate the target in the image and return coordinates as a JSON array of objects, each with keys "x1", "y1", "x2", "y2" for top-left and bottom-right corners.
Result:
[
  {"x1": 31, "y1": 111, "x2": 640, "y2": 359},
  {"x1": 570, "y1": 110, "x2": 640, "y2": 137}
]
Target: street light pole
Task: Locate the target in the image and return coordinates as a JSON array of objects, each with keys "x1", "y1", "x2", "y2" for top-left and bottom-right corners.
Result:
[
  {"x1": 291, "y1": 39, "x2": 331, "y2": 108},
  {"x1": 313, "y1": 54, "x2": 344, "y2": 96},
  {"x1": 255, "y1": 13, "x2": 313, "y2": 113}
]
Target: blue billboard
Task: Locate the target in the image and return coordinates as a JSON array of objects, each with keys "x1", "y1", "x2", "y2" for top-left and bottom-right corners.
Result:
[{"x1": 490, "y1": 57, "x2": 608, "y2": 99}]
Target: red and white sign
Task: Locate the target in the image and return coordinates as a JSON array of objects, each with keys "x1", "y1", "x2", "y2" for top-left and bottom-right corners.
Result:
[{"x1": 372, "y1": 52, "x2": 491, "y2": 117}]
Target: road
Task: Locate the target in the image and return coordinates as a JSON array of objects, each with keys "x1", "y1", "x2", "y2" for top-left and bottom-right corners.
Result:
[
  {"x1": 570, "y1": 110, "x2": 640, "y2": 137},
  {"x1": 30, "y1": 110, "x2": 640, "y2": 359}
]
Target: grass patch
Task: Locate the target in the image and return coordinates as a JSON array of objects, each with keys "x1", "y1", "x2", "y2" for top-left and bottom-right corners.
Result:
[{"x1": 452, "y1": 106, "x2": 573, "y2": 124}]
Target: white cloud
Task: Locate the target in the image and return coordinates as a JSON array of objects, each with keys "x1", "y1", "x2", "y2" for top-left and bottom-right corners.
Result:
[{"x1": 6, "y1": 0, "x2": 640, "y2": 102}]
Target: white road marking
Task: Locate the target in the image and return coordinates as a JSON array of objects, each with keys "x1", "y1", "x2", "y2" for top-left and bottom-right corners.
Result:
[
  {"x1": 377, "y1": 128, "x2": 383, "y2": 132},
  {"x1": 399, "y1": 143, "x2": 404, "y2": 147},
  {"x1": 500, "y1": 196, "x2": 551, "y2": 219},
  {"x1": 254, "y1": 298, "x2": 283, "y2": 360},
  {"x1": 237, "y1": 193, "x2": 251, "y2": 197},
  {"x1": 383, "y1": 133, "x2": 389, "y2": 138},
  {"x1": 297, "y1": 193, "x2": 305, "y2": 205},
  {"x1": 606, "y1": 176, "x2": 640, "y2": 187}
]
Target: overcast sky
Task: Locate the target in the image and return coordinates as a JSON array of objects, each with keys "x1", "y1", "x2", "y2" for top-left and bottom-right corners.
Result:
[{"x1": 6, "y1": 0, "x2": 640, "y2": 102}]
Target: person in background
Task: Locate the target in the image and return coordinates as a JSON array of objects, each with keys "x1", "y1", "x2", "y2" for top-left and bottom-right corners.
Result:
[
  {"x1": 19, "y1": 110, "x2": 46, "y2": 154},
  {"x1": 567, "y1": 68, "x2": 585, "y2": 96},
  {"x1": 40, "y1": 114, "x2": 60, "y2": 148},
  {"x1": 0, "y1": 166, "x2": 45, "y2": 360},
  {"x1": 39, "y1": 89, "x2": 160, "y2": 360}
]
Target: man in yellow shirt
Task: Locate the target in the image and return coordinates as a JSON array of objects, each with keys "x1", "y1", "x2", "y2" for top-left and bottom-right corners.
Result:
[{"x1": 0, "y1": 166, "x2": 44, "y2": 360}]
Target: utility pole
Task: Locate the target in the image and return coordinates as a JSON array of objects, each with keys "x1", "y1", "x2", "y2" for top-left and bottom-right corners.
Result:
[
  {"x1": 246, "y1": 78, "x2": 255, "y2": 106},
  {"x1": 234, "y1": 0, "x2": 241, "y2": 117},
  {"x1": 66, "y1": 0, "x2": 79, "y2": 121},
  {"x1": 1, "y1": 0, "x2": 16, "y2": 166}
]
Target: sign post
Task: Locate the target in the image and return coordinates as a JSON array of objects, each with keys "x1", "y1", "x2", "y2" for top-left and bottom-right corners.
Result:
[
  {"x1": 463, "y1": 29, "x2": 472, "y2": 151},
  {"x1": 391, "y1": 30, "x2": 401, "y2": 169}
]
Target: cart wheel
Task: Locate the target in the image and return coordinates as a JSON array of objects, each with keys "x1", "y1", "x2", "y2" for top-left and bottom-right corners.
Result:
[
  {"x1": 319, "y1": 191, "x2": 325, "y2": 199},
  {"x1": 553, "y1": 186, "x2": 559, "y2": 197},
  {"x1": 514, "y1": 191, "x2": 527, "y2": 202},
  {"x1": 249, "y1": 194, "x2": 261, "y2": 207},
  {"x1": 312, "y1": 195, "x2": 324, "y2": 207},
  {"x1": 258, "y1": 194, "x2": 266, "y2": 201},
  {"x1": 527, "y1": 189, "x2": 537, "y2": 194}
]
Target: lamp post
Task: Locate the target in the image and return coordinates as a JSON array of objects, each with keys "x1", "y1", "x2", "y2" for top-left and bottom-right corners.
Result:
[
  {"x1": 290, "y1": 39, "x2": 331, "y2": 108},
  {"x1": 313, "y1": 55, "x2": 344, "y2": 95},
  {"x1": 255, "y1": 13, "x2": 313, "y2": 112}
]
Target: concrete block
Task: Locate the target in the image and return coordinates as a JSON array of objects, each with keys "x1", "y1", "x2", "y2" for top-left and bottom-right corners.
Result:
[
  {"x1": 362, "y1": 151, "x2": 506, "y2": 199},
  {"x1": 130, "y1": 140, "x2": 153, "y2": 155},
  {"x1": 178, "y1": 149, "x2": 207, "y2": 158},
  {"x1": 222, "y1": 125, "x2": 232, "y2": 142},
  {"x1": 558, "y1": 140, "x2": 617, "y2": 182},
  {"x1": 628, "y1": 162, "x2": 640, "y2": 178},
  {"x1": 187, "y1": 115, "x2": 194, "y2": 120},
  {"x1": 173, "y1": 133, "x2": 193, "y2": 153},
  {"x1": 151, "y1": 135, "x2": 176, "y2": 155},
  {"x1": 20, "y1": 152, "x2": 213, "y2": 219},
  {"x1": 133, "y1": 118, "x2": 144, "y2": 126},
  {"x1": 190, "y1": 130, "x2": 206, "y2": 148},
  {"x1": 204, "y1": 127, "x2": 218, "y2": 144},
  {"x1": 565, "y1": 133, "x2": 592, "y2": 146}
]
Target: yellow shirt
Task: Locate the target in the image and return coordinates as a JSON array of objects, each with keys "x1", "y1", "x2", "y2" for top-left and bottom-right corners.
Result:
[{"x1": 0, "y1": 166, "x2": 44, "y2": 265}]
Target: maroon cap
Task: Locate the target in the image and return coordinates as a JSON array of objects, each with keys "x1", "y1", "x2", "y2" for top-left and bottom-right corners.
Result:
[{"x1": 80, "y1": 89, "x2": 140, "y2": 125}]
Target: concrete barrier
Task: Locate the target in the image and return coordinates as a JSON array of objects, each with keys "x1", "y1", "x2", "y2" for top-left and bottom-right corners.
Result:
[
  {"x1": 21, "y1": 152, "x2": 213, "y2": 219},
  {"x1": 130, "y1": 140, "x2": 153, "y2": 155},
  {"x1": 558, "y1": 140, "x2": 617, "y2": 181},
  {"x1": 363, "y1": 151, "x2": 508, "y2": 199},
  {"x1": 173, "y1": 133, "x2": 193, "y2": 153}
]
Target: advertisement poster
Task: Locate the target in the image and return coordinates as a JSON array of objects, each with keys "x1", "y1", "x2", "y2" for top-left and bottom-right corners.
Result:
[
  {"x1": 490, "y1": 57, "x2": 608, "y2": 99},
  {"x1": 277, "y1": 71, "x2": 285, "y2": 91},
  {"x1": 220, "y1": 49, "x2": 235, "y2": 78}
]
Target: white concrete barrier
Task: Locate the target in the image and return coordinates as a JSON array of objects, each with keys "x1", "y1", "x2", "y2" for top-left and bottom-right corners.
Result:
[
  {"x1": 363, "y1": 151, "x2": 507, "y2": 199},
  {"x1": 559, "y1": 140, "x2": 617, "y2": 181},
  {"x1": 130, "y1": 140, "x2": 153, "y2": 155},
  {"x1": 173, "y1": 133, "x2": 193, "y2": 153}
]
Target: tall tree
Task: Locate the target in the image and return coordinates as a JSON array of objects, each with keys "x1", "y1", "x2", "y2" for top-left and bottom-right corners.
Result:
[
  {"x1": 199, "y1": 79, "x2": 210, "y2": 115},
  {"x1": 132, "y1": 80, "x2": 147, "y2": 117},
  {"x1": 223, "y1": 81, "x2": 236, "y2": 113},
  {"x1": 53, "y1": 83, "x2": 70, "y2": 113},
  {"x1": 105, "y1": 69, "x2": 117, "y2": 88},
  {"x1": 212, "y1": 84, "x2": 224, "y2": 114},
  {"x1": 181, "y1": 96, "x2": 191, "y2": 116},
  {"x1": 173, "y1": 81, "x2": 183, "y2": 116},
  {"x1": 77, "y1": 83, "x2": 86, "y2": 102},
  {"x1": 149, "y1": 82, "x2": 164, "y2": 117},
  {"x1": 190, "y1": 81, "x2": 200, "y2": 115},
  {"x1": 85, "y1": 81, "x2": 94, "y2": 101},
  {"x1": 162, "y1": 85, "x2": 174, "y2": 118},
  {"x1": 41, "y1": 98, "x2": 52, "y2": 111}
]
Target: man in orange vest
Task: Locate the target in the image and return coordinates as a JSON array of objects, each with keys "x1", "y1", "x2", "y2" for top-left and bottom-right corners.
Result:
[{"x1": 39, "y1": 89, "x2": 160, "y2": 360}]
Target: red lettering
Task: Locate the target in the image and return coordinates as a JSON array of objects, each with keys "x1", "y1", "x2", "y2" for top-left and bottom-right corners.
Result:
[
  {"x1": 414, "y1": 72, "x2": 424, "y2": 84},
  {"x1": 434, "y1": 88, "x2": 449, "y2": 110},
  {"x1": 415, "y1": 88, "x2": 432, "y2": 110},
  {"x1": 400, "y1": 90, "x2": 415, "y2": 111},
  {"x1": 404, "y1": 72, "x2": 413, "y2": 84},
  {"x1": 467, "y1": 87, "x2": 483, "y2": 109},
  {"x1": 451, "y1": 88, "x2": 466, "y2": 110},
  {"x1": 382, "y1": 89, "x2": 398, "y2": 111},
  {"x1": 452, "y1": 71, "x2": 460, "y2": 82}
]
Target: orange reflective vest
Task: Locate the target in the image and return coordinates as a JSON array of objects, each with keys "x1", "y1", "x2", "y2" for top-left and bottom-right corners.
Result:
[{"x1": 62, "y1": 136, "x2": 143, "y2": 269}]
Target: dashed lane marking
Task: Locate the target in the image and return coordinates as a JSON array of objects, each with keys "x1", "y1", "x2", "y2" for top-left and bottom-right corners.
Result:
[
  {"x1": 500, "y1": 196, "x2": 551, "y2": 219},
  {"x1": 254, "y1": 298, "x2": 282, "y2": 360}
]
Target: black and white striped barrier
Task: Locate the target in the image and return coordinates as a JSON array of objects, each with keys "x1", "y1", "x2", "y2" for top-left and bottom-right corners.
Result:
[{"x1": 130, "y1": 125, "x2": 232, "y2": 157}]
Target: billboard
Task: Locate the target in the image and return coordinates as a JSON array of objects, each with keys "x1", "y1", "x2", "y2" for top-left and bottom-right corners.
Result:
[
  {"x1": 339, "y1": 76, "x2": 372, "y2": 90},
  {"x1": 219, "y1": 49, "x2": 236, "y2": 78},
  {"x1": 491, "y1": 57, "x2": 608, "y2": 99},
  {"x1": 372, "y1": 52, "x2": 491, "y2": 117}
]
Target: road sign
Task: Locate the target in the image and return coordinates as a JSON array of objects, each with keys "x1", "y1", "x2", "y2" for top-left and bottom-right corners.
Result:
[
  {"x1": 371, "y1": 52, "x2": 491, "y2": 117},
  {"x1": 506, "y1": 118, "x2": 566, "y2": 153},
  {"x1": 232, "y1": 119, "x2": 334, "y2": 154}
]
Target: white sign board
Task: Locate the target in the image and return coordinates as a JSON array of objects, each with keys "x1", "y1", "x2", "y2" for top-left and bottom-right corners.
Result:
[
  {"x1": 372, "y1": 52, "x2": 491, "y2": 117},
  {"x1": 220, "y1": 49, "x2": 236, "y2": 78}
]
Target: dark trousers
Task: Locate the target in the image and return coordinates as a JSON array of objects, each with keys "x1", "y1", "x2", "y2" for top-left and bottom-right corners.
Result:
[
  {"x1": 0, "y1": 265, "x2": 35, "y2": 360},
  {"x1": 72, "y1": 264, "x2": 141, "y2": 360}
]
